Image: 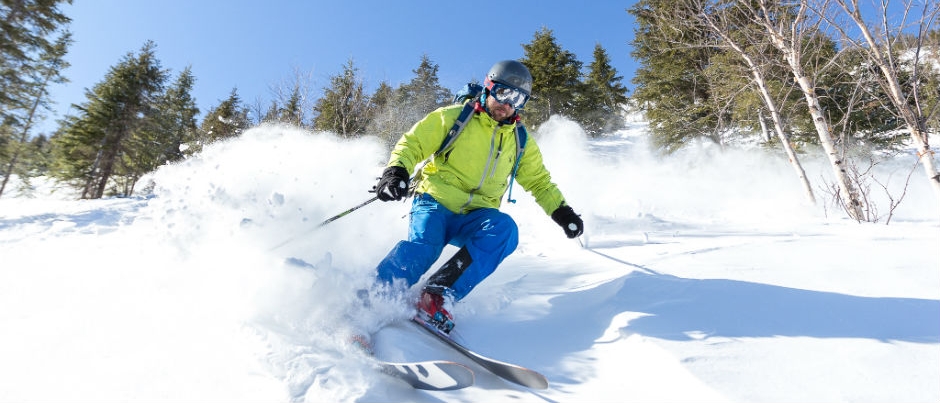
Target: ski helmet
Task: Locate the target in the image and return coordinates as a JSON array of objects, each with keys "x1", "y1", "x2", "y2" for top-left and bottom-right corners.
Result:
[{"x1": 485, "y1": 60, "x2": 533, "y2": 96}]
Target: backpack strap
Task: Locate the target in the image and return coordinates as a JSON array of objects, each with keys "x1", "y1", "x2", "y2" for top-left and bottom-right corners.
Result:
[
  {"x1": 435, "y1": 82, "x2": 484, "y2": 157},
  {"x1": 436, "y1": 100, "x2": 477, "y2": 157},
  {"x1": 408, "y1": 100, "x2": 478, "y2": 197},
  {"x1": 505, "y1": 124, "x2": 528, "y2": 204}
]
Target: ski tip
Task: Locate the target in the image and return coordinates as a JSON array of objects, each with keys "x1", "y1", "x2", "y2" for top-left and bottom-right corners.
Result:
[
  {"x1": 411, "y1": 315, "x2": 550, "y2": 390},
  {"x1": 529, "y1": 374, "x2": 550, "y2": 390}
]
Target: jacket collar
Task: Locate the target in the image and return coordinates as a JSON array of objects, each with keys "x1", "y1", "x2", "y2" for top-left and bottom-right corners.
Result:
[{"x1": 474, "y1": 100, "x2": 520, "y2": 125}]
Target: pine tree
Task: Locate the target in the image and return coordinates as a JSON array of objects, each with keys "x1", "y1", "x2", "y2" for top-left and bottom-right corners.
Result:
[
  {"x1": 366, "y1": 56, "x2": 451, "y2": 147},
  {"x1": 198, "y1": 88, "x2": 249, "y2": 148},
  {"x1": 0, "y1": 32, "x2": 70, "y2": 198},
  {"x1": 397, "y1": 54, "x2": 451, "y2": 118},
  {"x1": 100, "y1": 67, "x2": 199, "y2": 195},
  {"x1": 313, "y1": 58, "x2": 370, "y2": 137},
  {"x1": 263, "y1": 68, "x2": 315, "y2": 127},
  {"x1": 278, "y1": 85, "x2": 304, "y2": 126},
  {"x1": 0, "y1": 0, "x2": 71, "y2": 125},
  {"x1": 263, "y1": 81, "x2": 307, "y2": 127},
  {"x1": 521, "y1": 27, "x2": 583, "y2": 128},
  {"x1": 51, "y1": 41, "x2": 167, "y2": 199},
  {"x1": 574, "y1": 44, "x2": 629, "y2": 136},
  {"x1": 365, "y1": 81, "x2": 402, "y2": 147},
  {"x1": 0, "y1": 0, "x2": 71, "y2": 197},
  {"x1": 260, "y1": 100, "x2": 280, "y2": 125},
  {"x1": 141, "y1": 66, "x2": 199, "y2": 165},
  {"x1": 628, "y1": 0, "x2": 723, "y2": 152}
]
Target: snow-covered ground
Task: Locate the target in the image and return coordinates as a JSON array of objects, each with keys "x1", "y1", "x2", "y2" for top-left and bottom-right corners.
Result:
[{"x1": 1, "y1": 117, "x2": 937, "y2": 402}]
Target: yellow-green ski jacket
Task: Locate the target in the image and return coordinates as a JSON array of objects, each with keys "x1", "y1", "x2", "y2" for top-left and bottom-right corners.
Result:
[{"x1": 387, "y1": 103, "x2": 567, "y2": 215}]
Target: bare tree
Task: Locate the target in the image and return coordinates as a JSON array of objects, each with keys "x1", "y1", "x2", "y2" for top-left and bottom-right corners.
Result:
[
  {"x1": 679, "y1": 0, "x2": 818, "y2": 206},
  {"x1": 814, "y1": 0, "x2": 940, "y2": 213},
  {"x1": 267, "y1": 66, "x2": 317, "y2": 127},
  {"x1": 820, "y1": 153, "x2": 917, "y2": 224},
  {"x1": 247, "y1": 96, "x2": 266, "y2": 126},
  {"x1": 749, "y1": 0, "x2": 867, "y2": 219}
]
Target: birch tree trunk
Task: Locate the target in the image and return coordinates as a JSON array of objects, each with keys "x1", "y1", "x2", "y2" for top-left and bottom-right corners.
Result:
[
  {"x1": 738, "y1": 50, "x2": 818, "y2": 206},
  {"x1": 827, "y1": 0, "x2": 940, "y2": 213},
  {"x1": 757, "y1": 0, "x2": 865, "y2": 220},
  {"x1": 758, "y1": 109, "x2": 772, "y2": 142},
  {"x1": 692, "y1": 1, "x2": 817, "y2": 205}
]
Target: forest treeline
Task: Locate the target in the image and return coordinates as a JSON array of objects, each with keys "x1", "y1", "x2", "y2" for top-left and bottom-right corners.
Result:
[
  {"x1": 1, "y1": 11, "x2": 626, "y2": 200},
  {"x1": 2, "y1": 1, "x2": 938, "y2": 223},
  {"x1": 628, "y1": 0, "x2": 939, "y2": 222}
]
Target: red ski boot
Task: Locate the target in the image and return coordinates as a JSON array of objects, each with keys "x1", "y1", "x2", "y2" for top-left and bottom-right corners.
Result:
[{"x1": 416, "y1": 290, "x2": 455, "y2": 334}]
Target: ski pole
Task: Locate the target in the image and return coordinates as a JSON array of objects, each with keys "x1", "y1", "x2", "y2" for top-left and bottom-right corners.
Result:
[
  {"x1": 316, "y1": 195, "x2": 379, "y2": 228},
  {"x1": 268, "y1": 172, "x2": 416, "y2": 251},
  {"x1": 316, "y1": 173, "x2": 419, "y2": 228},
  {"x1": 267, "y1": 195, "x2": 379, "y2": 251}
]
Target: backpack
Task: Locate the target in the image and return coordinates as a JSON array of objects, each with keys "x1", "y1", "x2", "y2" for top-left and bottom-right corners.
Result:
[{"x1": 432, "y1": 83, "x2": 528, "y2": 204}]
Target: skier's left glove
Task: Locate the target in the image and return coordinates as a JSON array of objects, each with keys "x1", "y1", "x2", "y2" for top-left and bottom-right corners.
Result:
[{"x1": 551, "y1": 204, "x2": 583, "y2": 238}]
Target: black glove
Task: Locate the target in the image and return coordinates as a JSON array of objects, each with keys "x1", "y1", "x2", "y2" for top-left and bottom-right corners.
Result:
[
  {"x1": 374, "y1": 166, "x2": 409, "y2": 201},
  {"x1": 551, "y1": 205, "x2": 584, "y2": 238}
]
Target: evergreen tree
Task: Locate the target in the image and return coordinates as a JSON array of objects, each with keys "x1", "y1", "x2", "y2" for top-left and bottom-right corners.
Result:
[
  {"x1": 890, "y1": 31, "x2": 940, "y2": 136},
  {"x1": 397, "y1": 54, "x2": 451, "y2": 116},
  {"x1": 574, "y1": 44, "x2": 629, "y2": 135},
  {"x1": 313, "y1": 58, "x2": 370, "y2": 137},
  {"x1": 0, "y1": 32, "x2": 70, "y2": 198},
  {"x1": 262, "y1": 82, "x2": 307, "y2": 127},
  {"x1": 369, "y1": 81, "x2": 394, "y2": 116},
  {"x1": 263, "y1": 68, "x2": 315, "y2": 127},
  {"x1": 278, "y1": 84, "x2": 304, "y2": 126},
  {"x1": 697, "y1": 1, "x2": 802, "y2": 147},
  {"x1": 795, "y1": 32, "x2": 894, "y2": 147},
  {"x1": 628, "y1": 0, "x2": 723, "y2": 152},
  {"x1": 85, "y1": 64, "x2": 197, "y2": 196},
  {"x1": 365, "y1": 81, "x2": 402, "y2": 147},
  {"x1": 147, "y1": 66, "x2": 199, "y2": 163},
  {"x1": 0, "y1": 0, "x2": 71, "y2": 127},
  {"x1": 260, "y1": 99, "x2": 280, "y2": 125},
  {"x1": 521, "y1": 27, "x2": 583, "y2": 127},
  {"x1": 198, "y1": 88, "x2": 249, "y2": 148},
  {"x1": 0, "y1": 1, "x2": 71, "y2": 197},
  {"x1": 51, "y1": 41, "x2": 166, "y2": 199},
  {"x1": 365, "y1": 56, "x2": 451, "y2": 148}
]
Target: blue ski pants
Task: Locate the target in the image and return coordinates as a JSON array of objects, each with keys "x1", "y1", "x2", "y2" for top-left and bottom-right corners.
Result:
[{"x1": 375, "y1": 193, "x2": 519, "y2": 301}]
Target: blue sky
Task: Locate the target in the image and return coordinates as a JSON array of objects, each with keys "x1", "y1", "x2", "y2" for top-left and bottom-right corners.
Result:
[{"x1": 41, "y1": 0, "x2": 639, "y2": 134}]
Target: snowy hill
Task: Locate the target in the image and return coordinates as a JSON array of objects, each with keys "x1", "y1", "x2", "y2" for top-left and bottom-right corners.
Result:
[{"x1": 1, "y1": 118, "x2": 938, "y2": 402}]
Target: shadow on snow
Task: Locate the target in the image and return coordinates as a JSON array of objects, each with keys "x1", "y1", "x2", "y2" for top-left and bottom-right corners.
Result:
[{"x1": 473, "y1": 268, "x2": 939, "y2": 380}]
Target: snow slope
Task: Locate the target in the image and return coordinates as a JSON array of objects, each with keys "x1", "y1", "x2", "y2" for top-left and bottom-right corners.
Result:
[{"x1": 1, "y1": 117, "x2": 938, "y2": 402}]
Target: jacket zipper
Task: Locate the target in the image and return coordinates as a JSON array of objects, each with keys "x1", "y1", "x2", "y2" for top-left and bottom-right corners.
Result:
[{"x1": 458, "y1": 125, "x2": 502, "y2": 213}]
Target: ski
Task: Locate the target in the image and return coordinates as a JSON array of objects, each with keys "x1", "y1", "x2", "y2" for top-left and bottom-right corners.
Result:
[
  {"x1": 350, "y1": 333, "x2": 474, "y2": 391},
  {"x1": 411, "y1": 316, "x2": 549, "y2": 389},
  {"x1": 376, "y1": 359, "x2": 474, "y2": 391}
]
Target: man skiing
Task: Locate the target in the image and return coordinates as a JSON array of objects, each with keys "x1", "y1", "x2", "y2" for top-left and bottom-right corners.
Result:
[{"x1": 372, "y1": 60, "x2": 583, "y2": 333}]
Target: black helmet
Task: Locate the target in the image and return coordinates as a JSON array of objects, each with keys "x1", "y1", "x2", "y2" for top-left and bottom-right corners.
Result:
[{"x1": 486, "y1": 60, "x2": 532, "y2": 96}]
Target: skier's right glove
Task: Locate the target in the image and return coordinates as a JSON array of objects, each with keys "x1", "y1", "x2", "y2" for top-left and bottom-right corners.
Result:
[
  {"x1": 373, "y1": 166, "x2": 409, "y2": 201},
  {"x1": 551, "y1": 204, "x2": 584, "y2": 238}
]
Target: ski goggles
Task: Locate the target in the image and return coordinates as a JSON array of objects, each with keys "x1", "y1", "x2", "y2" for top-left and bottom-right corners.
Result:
[{"x1": 487, "y1": 82, "x2": 529, "y2": 110}]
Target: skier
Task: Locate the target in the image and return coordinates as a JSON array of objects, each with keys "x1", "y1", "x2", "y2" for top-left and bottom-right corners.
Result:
[{"x1": 372, "y1": 60, "x2": 583, "y2": 333}]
